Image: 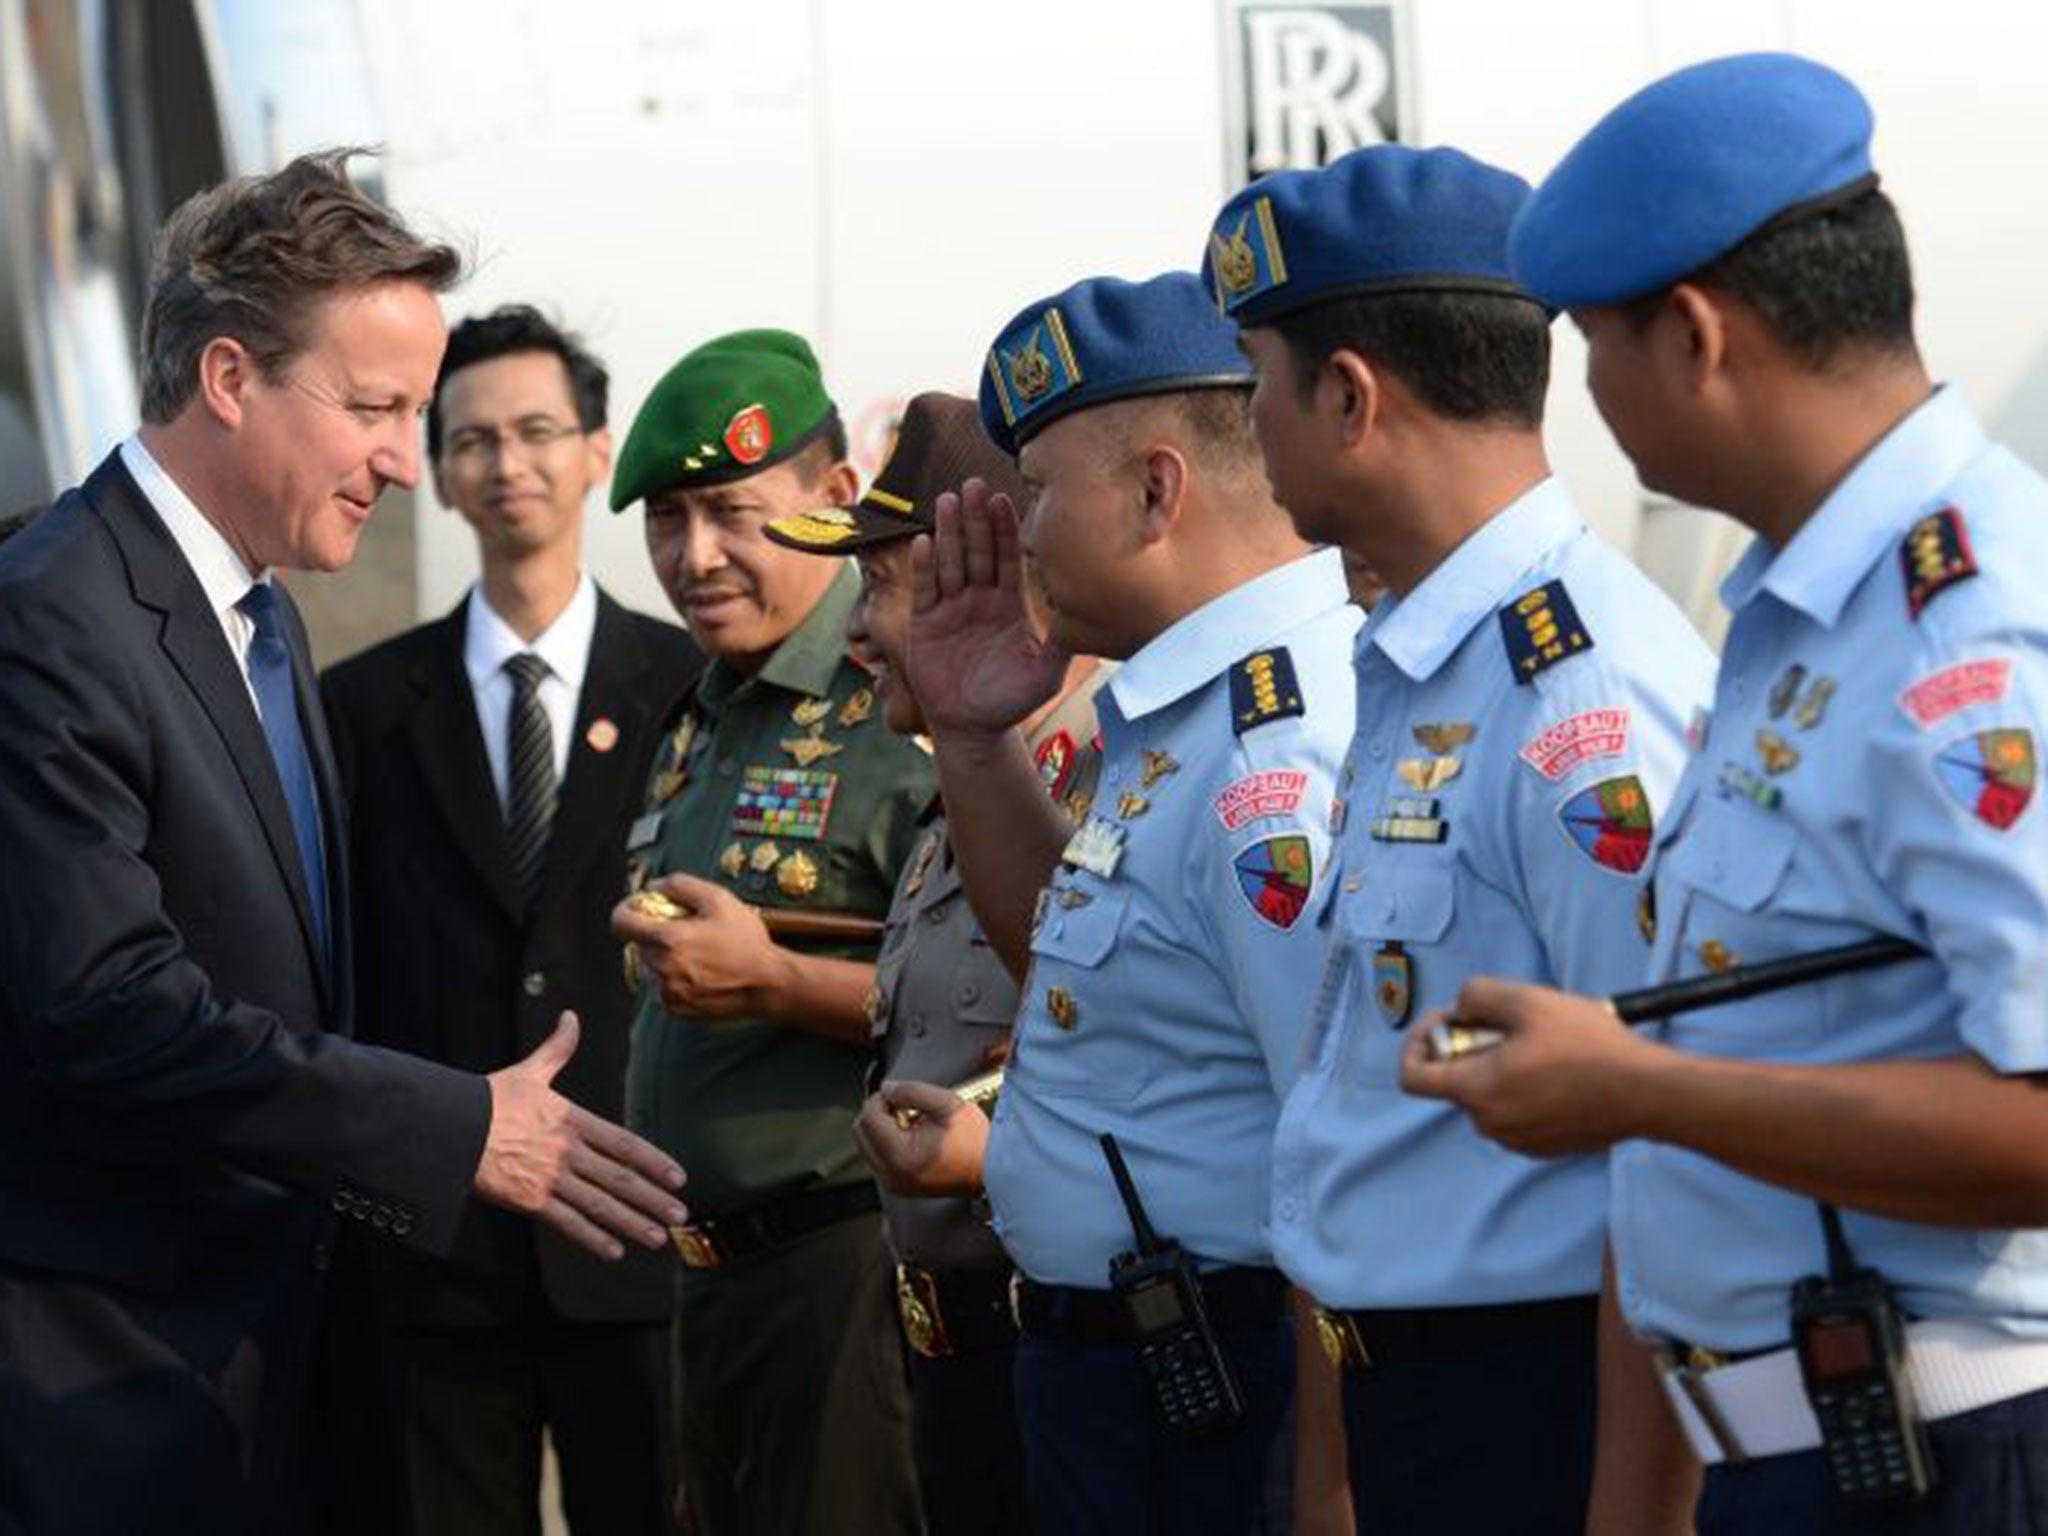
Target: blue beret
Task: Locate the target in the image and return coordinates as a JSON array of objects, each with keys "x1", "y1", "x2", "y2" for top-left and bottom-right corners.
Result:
[
  {"x1": 1510, "y1": 52, "x2": 1876, "y2": 309},
  {"x1": 980, "y1": 272, "x2": 1250, "y2": 456},
  {"x1": 1202, "y1": 145, "x2": 1538, "y2": 327}
]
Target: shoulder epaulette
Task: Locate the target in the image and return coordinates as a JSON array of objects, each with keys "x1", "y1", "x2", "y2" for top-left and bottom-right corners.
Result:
[
  {"x1": 1498, "y1": 579, "x2": 1594, "y2": 686},
  {"x1": 1229, "y1": 647, "x2": 1305, "y2": 734},
  {"x1": 1901, "y1": 507, "x2": 1977, "y2": 620}
]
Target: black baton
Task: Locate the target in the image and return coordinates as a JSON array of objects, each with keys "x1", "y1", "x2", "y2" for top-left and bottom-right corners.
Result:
[{"x1": 1427, "y1": 936, "x2": 1926, "y2": 1060}]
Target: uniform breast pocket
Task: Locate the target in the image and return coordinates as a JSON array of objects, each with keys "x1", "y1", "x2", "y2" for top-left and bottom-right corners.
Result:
[
  {"x1": 950, "y1": 941, "x2": 1020, "y2": 1031},
  {"x1": 1661, "y1": 793, "x2": 1801, "y2": 992},
  {"x1": 1019, "y1": 887, "x2": 1153, "y2": 1102},
  {"x1": 1336, "y1": 863, "x2": 1456, "y2": 1085}
]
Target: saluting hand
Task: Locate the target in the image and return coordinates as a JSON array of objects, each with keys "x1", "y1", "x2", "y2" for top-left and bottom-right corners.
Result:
[
  {"x1": 852, "y1": 1080, "x2": 991, "y2": 1198},
  {"x1": 610, "y1": 873, "x2": 784, "y2": 1020},
  {"x1": 1398, "y1": 977, "x2": 1665, "y2": 1158},
  {"x1": 476, "y1": 1010, "x2": 688, "y2": 1260},
  {"x1": 906, "y1": 479, "x2": 1069, "y2": 740}
]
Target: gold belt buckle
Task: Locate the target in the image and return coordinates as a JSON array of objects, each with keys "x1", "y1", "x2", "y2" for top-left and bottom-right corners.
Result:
[
  {"x1": 669, "y1": 1224, "x2": 729, "y2": 1270},
  {"x1": 896, "y1": 1263, "x2": 955, "y2": 1359},
  {"x1": 1313, "y1": 1303, "x2": 1371, "y2": 1372}
]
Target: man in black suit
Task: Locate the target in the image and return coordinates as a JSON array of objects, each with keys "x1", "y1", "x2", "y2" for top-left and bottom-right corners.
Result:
[
  {"x1": 0, "y1": 152, "x2": 687, "y2": 1536},
  {"x1": 323, "y1": 306, "x2": 700, "y2": 1534}
]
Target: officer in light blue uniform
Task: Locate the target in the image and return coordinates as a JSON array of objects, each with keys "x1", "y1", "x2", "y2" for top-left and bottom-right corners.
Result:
[
  {"x1": 1203, "y1": 145, "x2": 1717, "y2": 1532},
  {"x1": 909, "y1": 272, "x2": 1360, "y2": 1533},
  {"x1": 1408, "y1": 52, "x2": 2048, "y2": 1536}
]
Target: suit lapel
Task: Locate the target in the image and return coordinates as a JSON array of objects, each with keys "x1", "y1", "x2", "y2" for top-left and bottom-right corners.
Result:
[
  {"x1": 90, "y1": 457, "x2": 330, "y2": 997},
  {"x1": 409, "y1": 599, "x2": 524, "y2": 925},
  {"x1": 538, "y1": 592, "x2": 658, "y2": 913}
]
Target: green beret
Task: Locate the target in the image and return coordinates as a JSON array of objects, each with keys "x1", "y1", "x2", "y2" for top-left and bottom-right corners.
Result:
[{"x1": 609, "y1": 328, "x2": 840, "y2": 510}]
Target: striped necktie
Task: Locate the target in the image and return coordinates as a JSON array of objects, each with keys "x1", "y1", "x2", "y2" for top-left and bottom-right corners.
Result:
[{"x1": 504, "y1": 652, "x2": 557, "y2": 914}]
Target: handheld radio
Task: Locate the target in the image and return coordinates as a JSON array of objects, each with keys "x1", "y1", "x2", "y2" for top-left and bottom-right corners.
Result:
[{"x1": 1100, "y1": 1134, "x2": 1245, "y2": 1434}]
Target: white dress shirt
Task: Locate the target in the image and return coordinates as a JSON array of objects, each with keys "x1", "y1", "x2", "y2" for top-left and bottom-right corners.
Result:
[
  {"x1": 119, "y1": 434, "x2": 267, "y2": 711},
  {"x1": 464, "y1": 574, "x2": 597, "y2": 812}
]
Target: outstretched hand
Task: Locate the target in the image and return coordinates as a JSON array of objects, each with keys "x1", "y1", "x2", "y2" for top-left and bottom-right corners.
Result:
[
  {"x1": 477, "y1": 1011, "x2": 688, "y2": 1260},
  {"x1": 905, "y1": 478, "x2": 1070, "y2": 741}
]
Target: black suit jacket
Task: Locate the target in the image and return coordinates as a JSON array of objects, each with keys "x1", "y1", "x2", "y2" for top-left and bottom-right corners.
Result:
[
  {"x1": 0, "y1": 454, "x2": 490, "y2": 1533},
  {"x1": 322, "y1": 589, "x2": 699, "y2": 1328}
]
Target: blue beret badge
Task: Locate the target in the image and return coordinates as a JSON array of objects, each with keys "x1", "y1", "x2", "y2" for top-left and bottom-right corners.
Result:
[
  {"x1": 1230, "y1": 647, "x2": 1305, "y2": 733},
  {"x1": 1499, "y1": 580, "x2": 1593, "y2": 685},
  {"x1": 1208, "y1": 195, "x2": 1290, "y2": 315},
  {"x1": 986, "y1": 307, "x2": 1084, "y2": 430}
]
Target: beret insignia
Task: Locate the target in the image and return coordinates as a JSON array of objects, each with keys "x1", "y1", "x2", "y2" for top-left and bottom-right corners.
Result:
[
  {"x1": 724, "y1": 403, "x2": 773, "y2": 465},
  {"x1": 1207, "y1": 195, "x2": 1289, "y2": 315}
]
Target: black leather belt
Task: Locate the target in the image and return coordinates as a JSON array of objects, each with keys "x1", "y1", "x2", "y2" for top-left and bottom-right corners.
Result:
[
  {"x1": 1322, "y1": 1293, "x2": 1598, "y2": 1371},
  {"x1": 1015, "y1": 1266, "x2": 1287, "y2": 1346},
  {"x1": 670, "y1": 1182, "x2": 880, "y2": 1270},
  {"x1": 896, "y1": 1260, "x2": 1019, "y2": 1358}
]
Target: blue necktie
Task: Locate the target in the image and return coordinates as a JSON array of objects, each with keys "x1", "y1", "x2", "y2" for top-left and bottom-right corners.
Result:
[{"x1": 237, "y1": 583, "x2": 329, "y2": 962}]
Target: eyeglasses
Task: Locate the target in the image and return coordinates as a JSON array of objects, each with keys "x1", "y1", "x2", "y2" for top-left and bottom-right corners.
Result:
[{"x1": 442, "y1": 418, "x2": 585, "y2": 466}]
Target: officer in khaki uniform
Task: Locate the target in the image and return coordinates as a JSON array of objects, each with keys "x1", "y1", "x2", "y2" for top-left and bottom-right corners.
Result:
[
  {"x1": 765, "y1": 391, "x2": 1109, "y2": 1535},
  {"x1": 606, "y1": 330, "x2": 933, "y2": 1536}
]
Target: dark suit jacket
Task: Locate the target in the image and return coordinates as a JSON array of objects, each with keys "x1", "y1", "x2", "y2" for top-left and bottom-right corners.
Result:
[
  {"x1": 0, "y1": 454, "x2": 490, "y2": 1534},
  {"x1": 322, "y1": 589, "x2": 699, "y2": 1328}
]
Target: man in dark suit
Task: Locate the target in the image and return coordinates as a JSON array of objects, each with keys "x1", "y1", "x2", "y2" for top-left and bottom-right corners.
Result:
[
  {"x1": 323, "y1": 306, "x2": 700, "y2": 1535},
  {"x1": 0, "y1": 151, "x2": 687, "y2": 1536}
]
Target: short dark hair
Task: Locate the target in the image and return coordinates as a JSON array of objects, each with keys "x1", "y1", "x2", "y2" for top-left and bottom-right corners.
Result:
[
  {"x1": 427, "y1": 304, "x2": 609, "y2": 457},
  {"x1": 1629, "y1": 185, "x2": 1916, "y2": 374},
  {"x1": 789, "y1": 414, "x2": 851, "y2": 485},
  {"x1": 1089, "y1": 386, "x2": 1264, "y2": 482},
  {"x1": 1268, "y1": 290, "x2": 1551, "y2": 430},
  {"x1": 140, "y1": 147, "x2": 462, "y2": 424}
]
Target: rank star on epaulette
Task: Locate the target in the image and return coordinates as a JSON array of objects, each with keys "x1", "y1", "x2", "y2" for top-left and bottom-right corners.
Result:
[
  {"x1": 1499, "y1": 580, "x2": 1593, "y2": 685},
  {"x1": 1902, "y1": 507, "x2": 1978, "y2": 620},
  {"x1": 1230, "y1": 648, "x2": 1305, "y2": 733}
]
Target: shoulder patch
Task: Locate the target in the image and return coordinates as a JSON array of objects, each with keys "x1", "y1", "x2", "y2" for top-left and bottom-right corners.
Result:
[
  {"x1": 1232, "y1": 834, "x2": 1314, "y2": 929},
  {"x1": 1519, "y1": 708, "x2": 1631, "y2": 781},
  {"x1": 1498, "y1": 580, "x2": 1594, "y2": 686},
  {"x1": 1230, "y1": 648, "x2": 1305, "y2": 734},
  {"x1": 1901, "y1": 508, "x2": 1978, "y2": 620},
  {"x1": 1934, "y1": 727, "x2": 2035, "y2": 829},
  {"x1": 1899, "y1": 658, "x2": 2012, "y2": 730}
]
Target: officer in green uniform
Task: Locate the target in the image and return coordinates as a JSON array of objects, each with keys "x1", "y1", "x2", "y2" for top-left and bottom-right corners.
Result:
[
  {"x1": 606, "y1": 330, "x2": 934, "y2": 1536},
  {"x1": 764, "y1": 391, "x2": 1109, "y2": 1536}
]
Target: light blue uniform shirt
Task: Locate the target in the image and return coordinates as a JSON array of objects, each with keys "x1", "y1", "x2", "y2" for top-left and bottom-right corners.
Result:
[
  {"x1": 1272, "y1": 480, "x2": 1715, "y2": 1308},
  {"x1": 1614, "y1": 388, "x2": 2048, "y2": 1351},
  {"x1": 985, "y1": 550, "x2": 1360, "y2": 1287}
]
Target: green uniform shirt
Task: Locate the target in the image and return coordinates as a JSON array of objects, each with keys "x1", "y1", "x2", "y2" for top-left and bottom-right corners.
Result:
[{"x1": 624, "y1": 566, "x2": 936, "y2": 1218}]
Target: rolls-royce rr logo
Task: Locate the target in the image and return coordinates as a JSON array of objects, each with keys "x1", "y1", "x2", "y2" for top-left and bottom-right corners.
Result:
[{"x1": 1222, "y1": 2, "x2": 1407, "y2": 189}]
